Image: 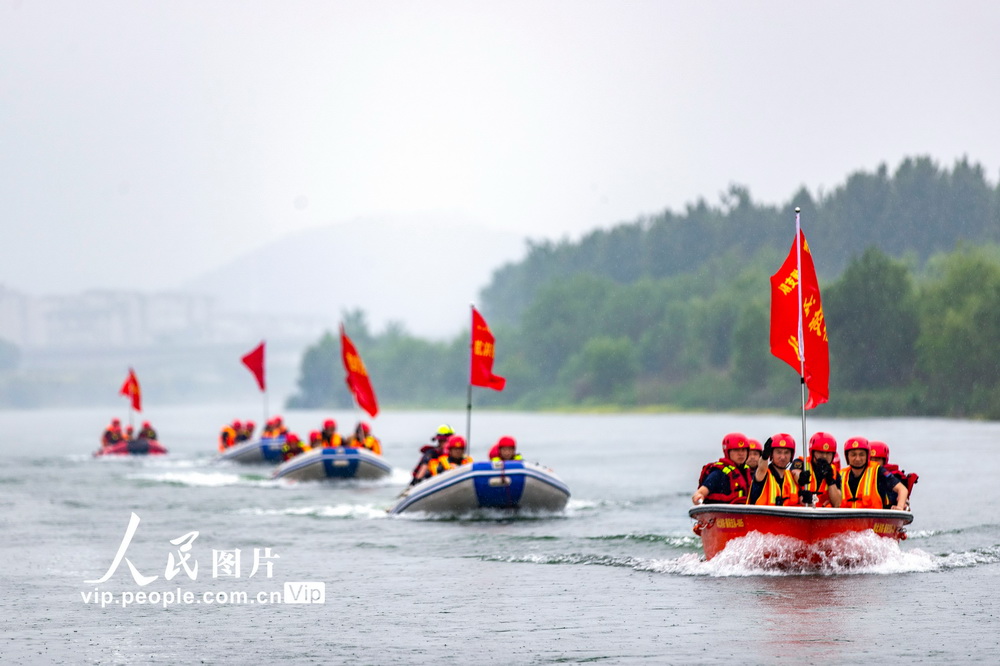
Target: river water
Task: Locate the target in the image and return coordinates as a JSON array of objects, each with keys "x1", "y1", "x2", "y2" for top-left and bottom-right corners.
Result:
[{"x1": 1, "y1": 406, "x2": 998, "y2": 664}]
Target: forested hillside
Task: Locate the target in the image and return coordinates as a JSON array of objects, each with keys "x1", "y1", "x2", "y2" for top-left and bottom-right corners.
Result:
[{"x1": 290, "y1": 156, "x2": 1000, "y2": 419}]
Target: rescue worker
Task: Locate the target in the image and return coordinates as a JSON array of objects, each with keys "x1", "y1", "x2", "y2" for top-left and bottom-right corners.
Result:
[
  {"x1": 102, "y1": 418, "x2": 124, "y2": 448},
  {"x1": 138, "y1": 421, "x2": 158, "y2": 441},
  {"x1": 748, "y1": 433, "x2": 801, "y2": 506},
  {"x1": 320, "y1": 419, "x2": 342, "y2": 448},
  {"x1": 280, "y1": 433, "x2": 309, "y2": 461},
  {"x1": 792, "y1": 432, "x2": 842, "y2": 507},
  {"x1": 490, "y1": 436, "x2": 523, "y2": 462},
  {"x1": 428, "y1": 435, "x2": 473, "y2": 475},
  {"x1": 410, "y1": 424, "x2": 455, "y2": 485},
  {"x1": 308, "y1": 430, "x2": 323, "y2": 450},
  {"x1": 231, "y1": 420, "x2": 245, "y2": 442},
  {"x1": 125, "y1": 425, "x2": 135, "y2": 441},
  {"x1": 219, "y1": 422, "x2": 238, "y2": 451},
  {"x1": 348, "y1": 422, "x2": 382, "y2": 455},
  {"x1": 746, "y1": 438, "x2": 763, "y2": 474},
  {"x1": 692, "y1": 432, "x2": 751, "y2": 505},
  {"x1": 839, "y1": 437, "x2": 908, "y2": 510},
  {"x1": 870, "y1": 440, "x2": 918, "y2": 508},
  {"x1": 242, "y1": 421, "x2": 256, "y2": 441},
  {"x1": 272, "y1": 416, "x2": 288, "y2": 437}
]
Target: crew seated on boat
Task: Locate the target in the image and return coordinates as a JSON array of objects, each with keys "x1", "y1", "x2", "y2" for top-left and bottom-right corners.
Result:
[
  {"x1": 320, "y1": 419, "x2": 342, "y2": 448},
  {"x1": 490, "y1": 436, "x2": 524, "y2": 462},
  {"x1": 233, "y1": 420, "x2": 249, "y2": 443},
  {"x1": 308, "y1": 430, "x2": 323, "y2": 449},
  {"x1": 347, "y1": 422, "x2": 382, "y2": 455},
  {"x1": 281, "y1": 433, "x2": 310, "y2": 461},
  {"x1": 790, "y1": 432, "x2": 843, "y2": 507},
  {"x1": 240, "y1": 421, "x2": 256, "y2": 442},
  {"x1": 410, "y1": 424, "x2": 455, "y2": 485},
  {"x1": 125, "y1": 425, "x2": 135, "y2": 441},
  {"x1": 870, "y1": 440, "x2": 918, "y2": 509},
  {"x1": 138, "y1": 421, "x2": 158, "y2": 441},
  {"x1": 840, "y1": 437, "x2": 908, "y2": 510},
  {"x1": 748, "y1": 434, "x2": 801, "y2": 506},
  {"x1": 102, "y1": 419, "x2": 124, "y2": 447},
  {"x1": 428, "y1": 435, "x2": 473, "y2": 476},
  {"x1": 692, "y1": 432, "x2": 751, "y2": 504},
  {"x1": 219, "y1": 422, "x2": 238, "y2": 451},
  {"x1": 746, "y1": 438, "x2": 763, "y2": 471}
]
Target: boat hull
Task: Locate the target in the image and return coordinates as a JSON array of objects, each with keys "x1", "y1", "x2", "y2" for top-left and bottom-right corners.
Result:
[
  {"x1": 215, "y1": 437, "x2": 286, "y2": 464},
  {"x1": 94, "y1": 439, "x2": 168, "y2": 457},
  {"x1": 689, "y1": 504, "x2": 913, "y2": 560},
  {"x1": 271, "y1": 446, "x2": 392, "y2": 481},
  {"x1": 389, "y1": 461, "x2": 570, "y2": 515}
]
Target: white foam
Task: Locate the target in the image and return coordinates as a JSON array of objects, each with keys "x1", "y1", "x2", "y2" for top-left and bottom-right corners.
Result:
[
  {"x1": 129, "y1": 471, "x2": 274, "y2": 487},
  {"x1": 237, "y1": 504, "x2": 387, "y2": 520}
]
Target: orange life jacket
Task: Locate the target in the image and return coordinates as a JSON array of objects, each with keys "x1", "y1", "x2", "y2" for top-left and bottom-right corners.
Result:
[
  {"x1": 428, "y1": 455, "x2": 472, "y2": 475},
  {"x1": 350, "y1": 435, "x2": 382, "y2": 456},
  {"x1": 219, "y1": 426, "x2": 237, "y2": 451},
  {"x1": 697, "y1": 458, "x2": 750, "y2": 504},
  {"x1": 798, "y1": 458, "x2": 840, "y2": 507},
  {"x1": 753, "y1": 467, "x2": 801, "y2": 506},
  {"x1": 321, "y1": 431, "x2": 342, "y2": 448},
  {"x1": 840, "y1": 461, "x2": 885, "y2": 509}
]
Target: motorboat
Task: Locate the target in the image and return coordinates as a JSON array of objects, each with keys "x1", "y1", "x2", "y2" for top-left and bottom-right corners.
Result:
[
  {"x1": 215, "y1": 437, "x2": 286, "y2": 464},
  {"x1": 94, "y1": 438, "x2": 168, "y2": 457},
  {"x1": 388, "y1": 460, "x2": 570, "y2": 516},
  {"x1": 689, "y1": 503, "x2": 913, "y2": 561},
  {"x1": 271, "y1": 446, "x2": 392, "y2": 481}
]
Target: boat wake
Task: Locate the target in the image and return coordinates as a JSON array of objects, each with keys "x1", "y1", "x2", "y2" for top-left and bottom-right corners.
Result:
[
  {"x1": 128, "y1": 471, "x2": 275, "y2": 488},
  {"x1": 480, "y1": 531, "x2": 1000, "y2": 576},
  {"x1": 235, "y1": 504, "x2": 388, "y2": 520}
]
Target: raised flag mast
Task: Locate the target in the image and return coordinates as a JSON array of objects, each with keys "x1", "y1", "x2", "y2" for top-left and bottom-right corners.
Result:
[
  {"x1": 793, "y1": 207, "x2": 808, "y2": 461},
  {"x1": 467, "y1": 304, "x2": 507, "y2": 448},
  {"x1": 769, "y1": 206, "x2": 830, "y2": 461}
]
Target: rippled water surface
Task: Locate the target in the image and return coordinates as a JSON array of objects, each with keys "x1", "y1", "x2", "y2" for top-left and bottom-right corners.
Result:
[{"x1": 1, "y1": 406, "x2": 997, "y2": 664}]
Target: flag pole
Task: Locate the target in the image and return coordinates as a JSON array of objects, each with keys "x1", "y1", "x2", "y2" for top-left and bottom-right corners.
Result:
[
  {"x1": 466, "y1": 304, "x2": 474, "y2": 448},
  {"x1": 794, "y1": 207, "x2": 808, "y2": 460}
]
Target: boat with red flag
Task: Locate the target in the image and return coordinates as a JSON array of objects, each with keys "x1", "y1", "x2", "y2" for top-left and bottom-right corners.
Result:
[{"x1": 689, "y1": 504, "x2": 913, "y2": 561}]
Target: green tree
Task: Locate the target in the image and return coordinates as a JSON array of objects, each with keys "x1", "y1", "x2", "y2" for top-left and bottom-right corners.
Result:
[
  {"x1": 916, "y1": 249, "x2": 1000, "y2": 416},
  {"x1": 559, "y1": 336, "x2": 638, "y2": 402},
  {"x1": 823, "y1": 247, "x2": 919, "y2": 389}
]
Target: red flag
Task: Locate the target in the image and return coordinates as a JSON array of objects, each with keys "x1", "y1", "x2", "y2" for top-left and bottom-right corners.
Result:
[
  {"x1": 769, "y1": 228, "x2": 829, "y2": 409},
  {"x1": 471, "y1": 307, "x2": 506, "y2": 391},
  {"x1": 119, "y1": 368, "x2": 142, "y2": 411},
  {"x1": 340, "y1": 325, "x2": 379, "y2": 418},
  {"x1": 241, "y1": 341, "x2": 266, "y2": 391}
]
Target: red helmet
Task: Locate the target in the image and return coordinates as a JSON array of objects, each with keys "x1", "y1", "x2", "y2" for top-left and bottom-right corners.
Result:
[
  {"x1": 246, "y1": 421, "x2": 255, "y2": 429},
  {"x1": 721, "y1": 432, "x2": 749, "y2": 455},
  {"x1": 274, "y1": 416, "x2": 283, "y2": 424},
  {"x1": 496, "y1": 436, "x2": 517, "y2": 450},
  {"x1": 746, "y1": 438, "x2": 763, "y2": 451},
  {"x1": 358, "y1": 422, "x2": 371, "y2": 435},
  {"x1": 445, "y1": 435, "x2": 467, "y2": 453},
  {"x1": 869, "y1": 440, "x2": 890, "y2": 462},
  {"x1": 769, "y1": 433, "x2": 796, "y2": 451},
  {"x1": 323, "y1": 419, "x2": 336, "y2": 429},
  {"x1": 111, "y1": 418, "x2": 121, "y2": 426},
  {"x1": 309, "y1": 430, "x2": 321, "y2": 442},
  {"x1": 808, "y1": 432, "x2": 837, "y2": 454},
  {"x1": 844, "y1": 436, "x2": 870, "y2": 454},
  {"x1": 233, "y1": 420, "x2": 243, "y2": 429},
  {"x1": 287, "y1": 433, "x2": 299, "y2": 444},
  {"x1": 141, "y1": 421, "x2": 151, "y2": 428}
]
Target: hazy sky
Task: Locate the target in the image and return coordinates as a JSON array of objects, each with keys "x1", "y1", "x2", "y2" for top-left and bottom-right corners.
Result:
[{"x1": 2, "y1": 1, "x2": 998, "y2": 297}]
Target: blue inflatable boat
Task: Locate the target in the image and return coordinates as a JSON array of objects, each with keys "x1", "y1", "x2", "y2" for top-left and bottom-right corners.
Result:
[
  {"x1": 388, "y1": 460, "x2": 570, "y2": 515},
  {"x1": 271, "y1": 446, "x2": 393, "y2": 482},
  {"x1": 215, "y1": 437, "x2": 286, "y2": 464}
]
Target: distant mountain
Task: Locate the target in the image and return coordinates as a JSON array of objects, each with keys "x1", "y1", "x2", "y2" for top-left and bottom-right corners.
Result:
[{"x1": 182, "y1": 216, "x2": 530, "y2": 339}]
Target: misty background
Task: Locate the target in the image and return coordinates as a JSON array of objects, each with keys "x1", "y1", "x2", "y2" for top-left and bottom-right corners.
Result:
[{"x1": 2, "y1": 2, "x2": 998, "y2": 408}]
